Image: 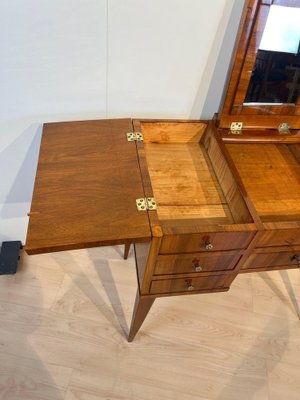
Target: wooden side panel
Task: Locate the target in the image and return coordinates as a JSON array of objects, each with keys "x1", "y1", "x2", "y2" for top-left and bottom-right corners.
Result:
[
  {"x1": 232, "y1": 1, "x2": 268, "y2": 108},
  {"x1": 202, "y1": 123, "x2": 255, "y2": 224},
  {"x1": 133, "y1": 119, "x2": 161, "y2": 235},
  {"x1": 139, "y1": 121, "x2": 207, "y2": 143},
  {"x1": 219, "y1": 0, "x2": 300, "y2": 128},
  {"x1": 135, "y1": 242, "x2": 151, "y2": 290},
  {"x1": 218, "y1": 0, "x2": 258, "y2": 124},
  {"x1": 221, "y1": 130, "x2": 300, "y2": 143},
  {"x1": 135, "y1": 235, "x2": 162, "y2": 295},
  {"x1": 290, "y1": 144, "x2": 300, "y2": 162}
]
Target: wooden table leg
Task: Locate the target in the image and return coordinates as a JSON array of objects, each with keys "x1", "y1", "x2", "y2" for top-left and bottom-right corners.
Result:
[
  {"x1": 128, "y1": 290, "x2": 155, "y2": 342},
  {"x1": 124, "y1": 243, "x2": 131, "y2": 260}
]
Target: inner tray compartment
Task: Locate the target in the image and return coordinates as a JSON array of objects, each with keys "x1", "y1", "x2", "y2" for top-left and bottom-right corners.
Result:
[
  {"x1": 140, "y1": 121, "x2": 254, "y2": 226},
  {"x1": 225, "y1": 143, "x2": 300, "y2": 223}
]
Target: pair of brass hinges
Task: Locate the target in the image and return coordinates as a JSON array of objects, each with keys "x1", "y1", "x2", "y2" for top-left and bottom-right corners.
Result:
[
  {"x1": 126, "y1": 132, "x2": 143, "y2": 142},
  {"x1": 229, "y1": 122, "x2": 291, "y2": 135},
  {"x1": 136, "y1": 197, "x2": 157, "y2": 211},
  {"x1": 127, "y1": 133, "x2": 156, "y2": 211}
]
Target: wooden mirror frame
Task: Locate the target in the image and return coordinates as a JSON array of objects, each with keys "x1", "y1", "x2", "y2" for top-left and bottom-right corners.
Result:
[{"x1": 218, "y1": 0, "x2": 300, "y2": 130}]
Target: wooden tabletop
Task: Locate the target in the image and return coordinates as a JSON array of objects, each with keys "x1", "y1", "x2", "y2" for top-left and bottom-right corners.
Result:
[{"x1": 26, "y1": 119, "x2": 151, "y2": 255}]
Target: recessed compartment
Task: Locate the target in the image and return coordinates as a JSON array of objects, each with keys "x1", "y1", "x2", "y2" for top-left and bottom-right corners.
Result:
[
  {"x1": 140, "y1": 121, "x2": 255, "y2": 229},
  {"x1": 225, "y1": 143, "x2": 300, "y2": 224}
]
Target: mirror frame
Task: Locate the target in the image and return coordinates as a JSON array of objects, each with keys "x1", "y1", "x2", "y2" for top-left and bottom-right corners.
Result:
[{"x1": 218, "y1": 0, "x2": 300, "y2": 130}]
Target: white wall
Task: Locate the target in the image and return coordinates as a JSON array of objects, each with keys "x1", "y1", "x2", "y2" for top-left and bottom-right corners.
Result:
[{"x1": 0, "y1": 0, "x2": 244, "y2": 243}]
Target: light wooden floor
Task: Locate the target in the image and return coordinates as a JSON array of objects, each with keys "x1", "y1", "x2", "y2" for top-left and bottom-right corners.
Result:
[{"x1": 1, "y1": 246, "x2": 300, "y2": 400}]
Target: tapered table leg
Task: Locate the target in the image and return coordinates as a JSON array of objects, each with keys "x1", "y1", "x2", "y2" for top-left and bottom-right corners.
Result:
[
  {"x1": 124, "y1": 243, "x2": 131, "y2": 260},
  {"x1": 128, "y1": 290, "x2": 155, "y2": 342}
]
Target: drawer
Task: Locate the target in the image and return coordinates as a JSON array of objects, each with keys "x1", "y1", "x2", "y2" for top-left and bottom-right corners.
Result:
[
  {"x1": 256, "y1": 229, "x2": 300, "y2": 248},
  {"x1": 160, "y1": 231, "x2": 254, "y2": 254},
  {"x1": 150, "y1": 274, "x2": 230, "y2": 295},
  {"x1": 154, "y1": 252, "x2": 240, "y2": 275},
  {"x1": 242, "y1": 249, "x2": 300, "y2": 270}
]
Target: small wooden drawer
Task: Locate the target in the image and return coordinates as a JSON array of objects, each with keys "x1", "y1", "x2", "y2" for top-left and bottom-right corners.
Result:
[
  {"x1": 154, "y1": 252, "x2": 240, "y2": 275},
  {"x1": 242, "y1": 249, "x2": 300, "y2": 271},
  {"x1": 255, "y1": 229, "x2": 300, "y2": 248},
  {"x1": 150, "y1": 274, "x2": 230, "y2": 295},
  {"x1": 159, "y1": 231, "x2": 254, "y2": 254}
]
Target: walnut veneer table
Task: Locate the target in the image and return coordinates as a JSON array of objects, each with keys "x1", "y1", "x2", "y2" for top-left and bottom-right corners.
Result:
[{"x1": 25, "y1": 118, "x2": 300, "y2": 341}]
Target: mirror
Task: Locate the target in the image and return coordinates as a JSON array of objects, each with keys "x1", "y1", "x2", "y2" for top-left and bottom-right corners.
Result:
[{"x1": 244, "y1": 5, "x2": 300, "y2": 105}]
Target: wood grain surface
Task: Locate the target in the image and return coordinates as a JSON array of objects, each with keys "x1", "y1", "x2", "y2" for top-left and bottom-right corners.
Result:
[
  {"x1": 144, "y1": 141, "x2": 232, "y2": 223},
  {"x1": 26, "y1": 119, "x2": 151, "y2": 254},
  {"x1": 241, "y1": 246, "x2": 300, "y2": 271},
  {"x1": 139, "y1": 121, "x2": 207, "y2": 143},
  {"x1": 154, "y1": 252, "x2": 240, "y2": 275},
  {"x1": 159, "y1": 231, "x2": 255, "y2": 254},
  {"x1": 226, "y1": 143, "x2": 300, "y2": 222},
  {"x1": 149, "y1": 273, "x2": 230, "y2": 295}
]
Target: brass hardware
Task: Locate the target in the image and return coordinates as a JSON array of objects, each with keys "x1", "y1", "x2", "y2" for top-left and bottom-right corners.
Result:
[
  {"x1": 291, "y1": 254, "x2": 300, "y2": 268},
  {"x1": 126, "y1": 132, "x2": 143, "y2": 141},
  {"x1": 185, "y1": 279, "x2": 194, "y2": 291},
  {"x1": 146, "y1": 198, "x2": 157, "y2": 211},
  {"x1": 192, "y1": 258, "x2": 202, "y2": 272},
  {"x1": 229, "y1": 122, "x2": 243, "y2": 134},
  {"x1": 204, "y1": 242, "x2": 213, "y2": 250},
  {"x1": 278, "y1": 123, "x2": 291, "y2": 135},
  {"x1": 136, "y1": 198, "x2": 147, "y2": 211},
  {"x1": 136, "y1": 197, "x2": 157, "y2": 211}
]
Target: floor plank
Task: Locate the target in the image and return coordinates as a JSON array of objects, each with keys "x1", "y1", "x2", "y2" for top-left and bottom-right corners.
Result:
[{"x1": 0, "y1": 352, "x2": 71, "y2": 400}]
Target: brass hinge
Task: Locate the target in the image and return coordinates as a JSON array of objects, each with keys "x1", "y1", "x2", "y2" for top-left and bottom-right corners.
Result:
[
  {"x1": 136, "y1": 197, "x2": 157, "y2": 211},
  {"x1": 278, "y1": 123, "x2": 291, "y2": 135},
  {"x1": 126, "y1": 132, "x2": 143, "y2": 142},
  {"x1": 229, "y1": 122, "x2": 243, "y2": 134}
]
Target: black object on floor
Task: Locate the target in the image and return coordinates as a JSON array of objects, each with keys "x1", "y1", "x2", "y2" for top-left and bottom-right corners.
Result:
[{"x1": 0, "y1": 241, "x2": 23, "y2": 275}]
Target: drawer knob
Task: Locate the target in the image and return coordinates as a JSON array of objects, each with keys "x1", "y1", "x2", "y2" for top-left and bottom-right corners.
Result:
[
  {"x1": 192, "y1": 258, "x2": 202, "y2": 272},
  {"x1": 185, "y1": 279, "x2": 194, "y2": 291},
  {"x1": 291, "y1": 254, "x2": 300, "y2": 268},
  {"x1": 204, "y1": 242, "x2": 213, "y2": 250}
]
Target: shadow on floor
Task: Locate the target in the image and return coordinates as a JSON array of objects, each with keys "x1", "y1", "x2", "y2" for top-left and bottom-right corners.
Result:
[{"x1": 51, "y1": 248, "x2": 129, "y2": 338}]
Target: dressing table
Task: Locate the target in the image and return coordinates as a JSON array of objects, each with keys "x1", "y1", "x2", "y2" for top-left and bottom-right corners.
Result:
[{"x1": 25, "y1": 0, "x2": 300, "y2": 341}]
